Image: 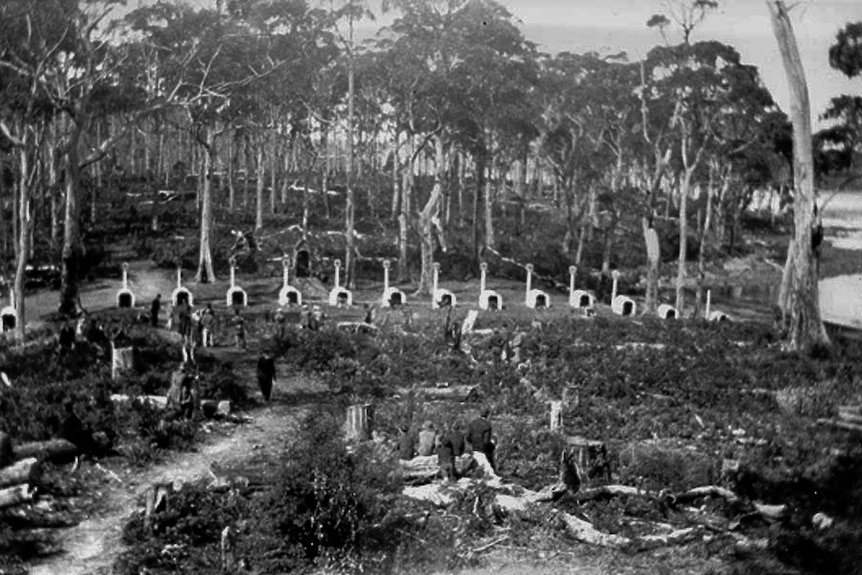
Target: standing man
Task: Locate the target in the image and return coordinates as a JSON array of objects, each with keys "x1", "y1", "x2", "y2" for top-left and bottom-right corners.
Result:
[
  {"x1": 200, "y1": 303, "x2": 216, "y2": 347},
  {"x1": 437, "y1": 421, "x2": 466, "y2": 482},
  {"x1": 232, "y1": 308, "x2": 246, "y2": 351},
  {"x1": 150, "y1": 294, "x2": 162, "y2": 328},
  {"x1": 256, "y1": 352, "x2": 276, "y2": 401},
  {"x1": 273, "y1": 307, "x2": 287, "y2": 341},
  {"x1": 467, "y1": 408, "x2": 496, "y2": 473}
]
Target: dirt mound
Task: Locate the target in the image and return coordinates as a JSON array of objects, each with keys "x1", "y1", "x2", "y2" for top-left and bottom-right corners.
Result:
[{"x1": 292, "y1": 278, "x2": 329, "y2": 300}]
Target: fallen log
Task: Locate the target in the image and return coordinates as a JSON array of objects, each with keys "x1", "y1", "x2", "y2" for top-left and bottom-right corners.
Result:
[
  {"x1": 556, "y1": 511, "x2": 629, "y2": 547},
  {"x1": 574, "y1": 484, "x2": 648, "y2": 502},
  {"x1": 15, "y1": 439, "x2": 77, "y2": 463},
  {"x1": 753, "y1": 502, "x2": 787, "y2": 520},
  {"x1": 417, "y1": 385, "x2": 478, "y2": 402},
  {"x1": 0, "y1": 484, "x2": 36, "y2": 509},
  {"x1": 673, "y1": 486, "x2": 740, "y2": 505},
  {"x1": 0, "y1": 458, "x2": 41, "y2": 489},
  {"x1": 837, "y1": 407, "x2": 862, "y2": 425},
  {"x1": 818, "y1": 418, "x2": 862, "y2": 432}
]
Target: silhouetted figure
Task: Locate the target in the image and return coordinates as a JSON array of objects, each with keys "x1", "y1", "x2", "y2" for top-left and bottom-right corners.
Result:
[
  {"x1": 150, "y1": 294, "x2": 161, "y2": 328},
  {"x1": 60, "y1": 400, "x2": 94, "y2": 454},
  {"x1": 467, "y1": 408, "x2": 496, "y2": 473},
  {"x1": 232, "y1": 308, "x2": 246, "y2": 350},
  {"x1": 256, "y1": 353, "x2": 276, "y2": 401},
  {"x1": 397, "y1": 424, "x2": 416, "y2": 460}
]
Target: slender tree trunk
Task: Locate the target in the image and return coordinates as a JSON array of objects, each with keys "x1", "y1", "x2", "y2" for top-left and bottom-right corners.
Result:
[
  {"x1": 643, "y1": 218, "x2": 660, "y2": 315},
  {"x1": 484, "y1": 164, "x2": 495, "y2": 250},
  {"x1": 255, "y1": 142, "x2": 264, "y2": 231},
  {"x1": 391, "y1": 132, "x2": 399, "y2": 219},
  {"x1": 14, "y1": 143, "x2": 32, "y2": 340},
  {"x1": 766, "y1": 0, "x2": 829, "y2": 350},
  {"x1": 345, "y1": 18, "x2": 356, "y2": 290},
  {"x1": 416, "y1": 134, "x2": 445, "y2": 296},
  {"x1": 227, "y1": 129, "x2": 235, "y2": 211},
  {"x1": 398, "y1": 147, "x2": 412, "y2": 284},
  {"x1": 196, "y1": 127, "x2": 217, "y2": 283},
  {"x1": 675, "y1": 172, "x2": 691, "y2": 313},
  {"x1": 270, "y1": 135, "x2": 277, "y2": 215},
  {"x1": 694, "y1": 181, "x2": 715, "y2": 319},
  {"x1": 59, "y1": 123, "x2": 83, "y2": 317},
  {"x1": 473, "y1": 151, "x2": 486, "y2": 262}
]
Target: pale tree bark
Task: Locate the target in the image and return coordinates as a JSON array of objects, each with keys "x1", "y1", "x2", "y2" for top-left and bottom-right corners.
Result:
[
  {"x1": 196, "y1": 125, "x2": 217, "y2": 283},
  {"x1": 344, "y1": 16, "x2": 356, "y2": 290},
  {"x1": 255, "y1": 140, "x2": 264, "y2": 231},
  {"x1": 415, "y1": 134, "x2": 446, "y2": 296},
  {"x1": 766, "y1": 0, "x2": 829, "y2": 351}
]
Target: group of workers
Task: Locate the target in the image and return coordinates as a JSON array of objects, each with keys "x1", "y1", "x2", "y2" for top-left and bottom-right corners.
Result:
[{"x1": 399, "y1": 409, "x2": 496, "y2": 481}]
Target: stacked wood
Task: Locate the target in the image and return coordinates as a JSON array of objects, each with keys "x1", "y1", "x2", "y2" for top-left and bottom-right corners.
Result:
[{"x1": 15, "y1": 439, "x2": 78, "y2": 463}]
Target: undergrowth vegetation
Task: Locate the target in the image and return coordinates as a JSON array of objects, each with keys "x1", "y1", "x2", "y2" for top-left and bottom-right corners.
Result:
[{"x1": 117, "y1": 313, "x2": 862, "y2": 574}]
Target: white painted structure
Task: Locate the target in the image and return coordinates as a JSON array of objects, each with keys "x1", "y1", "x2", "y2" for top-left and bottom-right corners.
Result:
[
  {"x1": 525, "y1": 264, "x2": 550, "y2": 309},
  {"x1": 278, "y1": 254, "x2": 302, "y2": 307},
  {"x1": 568, "y1": 265, "x2": 595, "y2": 309},
  {"x1": 226, "y1": 257, "x2": 248, "y2": 307},
  {"x1": 381, "y1": 260, "x2": 406, "y2": 307},
  {"x1": 1, "y1": 288, "x2": 16, "y2": 333},
  {"x1": 478, "y1": 262, "x2": 502, "y2": 311},
  {"x1": 116, "y1": 262, "x2": 135, "y2": 308},
  {"x1": 328, "y1": 259, "x2": 353, "y2": 307},
  {"x1": 705, "y1": 290, "x2": 729, "y2": 322},
  {"x1": 657, "y1": 304, "x2": 679, "y2": 319},
  {"x1": 171, "y1": 266, "x2": 193, "y2": 307},
  {"x1": 432, "y1": 262, "x2": 456, "y2": 309},
  {"x1": 611, "y1": 270, "x2": 636, "y2": 316}
]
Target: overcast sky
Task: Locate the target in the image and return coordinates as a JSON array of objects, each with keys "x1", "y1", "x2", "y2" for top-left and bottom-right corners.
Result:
[{"x1": 494, "y1": 0, "x2": 862, "y2": 127}]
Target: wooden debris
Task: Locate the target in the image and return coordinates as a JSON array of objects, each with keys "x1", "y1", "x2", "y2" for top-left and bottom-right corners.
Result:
[
  {"x1": 400, "y1": 454, "x2": 475, "y2": 482},
  {"x1": 556, "y1": 511, "x2": 629, "y2": 547},
  {"x1": 0, "y1": 457, "x2": 40, "y2": 489},
  {"x1": 817, "y1": 418, "x2": 862, "y2": 433},
  {"x1": 574, "y1": 484, "x2": 646, "y2": 502},
  {"x1": 417, "y1": 385, "x2": 478, "y2": 402},
  {"x1": 0, "y1": 484, "x2": 36, "y2": 509},
  {"x1": 674, "y1": 485, "x2": 740, "y2": 505},
  {"x1": 15, "y1": 439, "x2": 78, "y2": 463}
]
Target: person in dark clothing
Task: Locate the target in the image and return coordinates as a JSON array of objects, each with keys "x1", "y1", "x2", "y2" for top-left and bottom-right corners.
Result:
[
  {"x1": 58, "y1": 321, "x2": 76, "y2": 354},
  {"x1": 466, "y1": 409, "x2": 495, "y2": 472},
  {"x1": 232, "y1": 308, "x2": 247, "y2": 350},
  {"x1": 166, "y1": 363, "x2": 195, "y2": 420},
  {"x1": 151, "y1": 294, "x2": 162, "y2": 328},
  {"x1": 397, "y1": 424, "x2": 417, "y2": 460},
  {"x1": 256, "y1": 353, "x2": 276, "y2": 401},
  {"x1": 60, "y1": 400, "x2": 94, "y2": 454},
  {"x1": 437, "y1": 422, "x2": 466, "y2": 482},
  {"x1": 177, "y1": 302, "x2": 192, "y2": 344},
  {"x1": 437, "y1": 423, "x2": 466, "y2": 481}
]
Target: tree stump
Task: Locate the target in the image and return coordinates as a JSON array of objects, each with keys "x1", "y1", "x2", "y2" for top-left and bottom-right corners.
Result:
[
  {"x1": 549, "y1": 401, "x2": 563, "y2": 431},
  {"x1": 112, "y1": 345, "x2": 135, "y2": 381},
  {"x1": 345, "y1": 404, "x2": 373, "y2": 442},
  {"x1": 0, "y1": 432, "x2": 13, "y2": 468},
  {"x1": 560, "y1": 436, "x2": 611, "y2": 492}
]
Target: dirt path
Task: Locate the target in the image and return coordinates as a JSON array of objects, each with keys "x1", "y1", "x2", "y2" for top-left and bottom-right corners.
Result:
[{"x1": 27, "y1": 375, "x2": 321, "y2": 575}]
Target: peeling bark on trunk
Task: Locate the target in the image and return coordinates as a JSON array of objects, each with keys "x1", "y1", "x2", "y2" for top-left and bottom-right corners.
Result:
[
  {"x1": 766, "y1": 0, "x2": 829, "y2": 351},
  {"x1": 416, "y1": 135, "x2": 445, "y2": 296}
]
